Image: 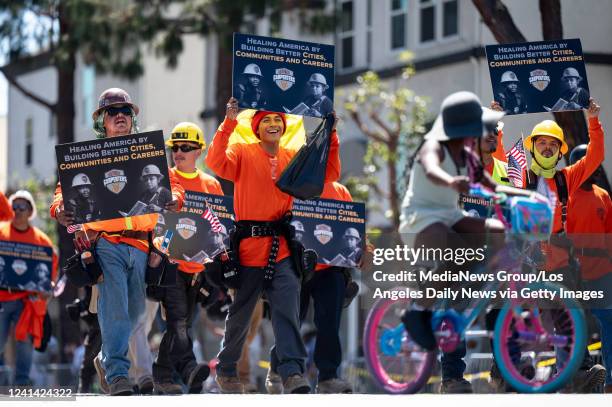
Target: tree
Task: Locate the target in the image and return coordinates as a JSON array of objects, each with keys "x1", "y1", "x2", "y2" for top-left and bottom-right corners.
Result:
[
  {"x1": 344, "y1": 53, "x2": 428, "y2": 232},
  {"x1": 472, "y1": 0, "x2": 610, "y2": 191}
]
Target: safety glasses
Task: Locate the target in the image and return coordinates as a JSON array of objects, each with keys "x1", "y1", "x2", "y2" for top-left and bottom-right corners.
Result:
[
  {"x1": 12, "y1": 202, "x2": 31, "y2": 211},
  {"x1": 171, "y1": 144, "x2": 200, "y2": 153},
  {"x1": 106, "y1": 106, "x2": 132, "y2": 117}
]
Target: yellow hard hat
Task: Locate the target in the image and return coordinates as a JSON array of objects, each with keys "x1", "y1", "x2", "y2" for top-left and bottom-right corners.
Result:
[
  {"x1": 166, "y1": 122, "x2": 205, "y2": 148},
  {"x1": 524, "y1": 120, "x2": 568, "y2": 154}
]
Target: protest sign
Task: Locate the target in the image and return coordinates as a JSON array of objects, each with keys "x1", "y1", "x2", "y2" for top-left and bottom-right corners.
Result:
[
  {"x1": 56, "y1": 131, "x2": 171, "y2": 222},
  {"x1": 233, "y1": 32, "x2": 335, "y2": 118},
  {"x1": 0, "y1": 241, "x2": 53, "y2": 293},
  {"x1": 154, "y1": 192, "x2": 234, "y2": 264},
  {"x1": 292, "y1": 198, "x2": 366, "y2": 267},
  {"x1": 485, "y1": 38, "x2": 590, "y2": 115},
  {"x1": 460, "y1": 194, "x2": 511, "y2": 221}
]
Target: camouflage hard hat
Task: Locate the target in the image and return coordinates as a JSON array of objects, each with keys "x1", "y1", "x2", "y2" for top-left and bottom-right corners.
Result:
[
  {"x1": 561, "y1": 67, "x2": 582, "y2": 80},
  {"x1": 500, "y1": 71, "x2": 519, "y2": 83},
  {"x1": 141, "y1": 164, "x2": 164, "y2": 179},
  {"x1": 243, "y1": 63, "x2": 263, "y2": 77},
  {"x1": 72, "y1": 173, "x2": 92, "y2": 187},
  {"x1": 92, "y1": 88, "x2": 140, "y2": 121},
  {"x1": 307, "y1": 73, "x2": 328, "y2": 87},
  {"x1": 343, "y1": 227, "x2": 361, "y2": 241}
]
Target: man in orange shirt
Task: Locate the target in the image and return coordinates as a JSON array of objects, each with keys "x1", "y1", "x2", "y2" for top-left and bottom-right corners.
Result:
[
  {"x1": 151, "y1": 121, "x2": 221, "y2": 394},
  {"x1": 0, "y1": 190, "x2": 57, "y2": 385},
  {"x1": 519, "y1": 98, "x2": 606, "y2": 391},
  {"x1": 206, "y1": 97, "x2": 340, "y2": 393},
  {"x1": 566, "y1": 145, "x2": 612, "y2": 393},
  {"x1": 51, "y1": 88, "x2": 184, "y2": 396}
]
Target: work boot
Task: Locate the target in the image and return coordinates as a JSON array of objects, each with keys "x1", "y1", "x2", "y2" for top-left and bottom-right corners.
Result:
[
  {"x1": 154, "y1": 380, "x2": 183, "y2": 395},
  {"x1": 265, "y1": 368, "x2": 283, "y2": 394},
  {"x1": 283, "y1": 374, "x2": 311, "y2": 394},
  {"x1": 316, "y1": 378, "x2": 353, "y2": 394},
  {"x1": 137, "y1": 376, "x2": 154, "y2": 395},
  {"x1": 215, "y1": 374, "x2": 244, "y2": 394},
  {"x1": 109, "y1": 376, "x2": 134, "y2": 396},
  {"x1": 93, "y1": 354, "x2": 109, "y2": 394},
  {"x1": 186, "y1": 363, "x2": 210, "y2": 394},
  {"x1": 567, "y1": 364, "x2": 606, "y2": 393},
  {"x1": 440, "y1": 378, "x2": 473, "y2": 394}
]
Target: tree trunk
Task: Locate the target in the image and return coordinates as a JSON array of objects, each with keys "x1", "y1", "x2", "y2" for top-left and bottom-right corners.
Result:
[{"x1": 388, "y1": 139, "x2": 400, "y2": 231}]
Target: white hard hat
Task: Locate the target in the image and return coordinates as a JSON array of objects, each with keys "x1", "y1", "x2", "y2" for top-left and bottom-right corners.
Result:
[
  {"x1": 9, "y1": 190, "x2": 37, "y2": 220},
  {"x1": 243, "y1": 63, "x2": 263, "y2": 77}
]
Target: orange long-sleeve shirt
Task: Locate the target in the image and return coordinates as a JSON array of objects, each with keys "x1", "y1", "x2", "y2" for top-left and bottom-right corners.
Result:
[
  {"x1": 566, "y1": 185, "x2": 612, "y2": 280},
  {"x1": 169, "y1": 167, "x2": 223, "y2": 273},
  {"x1": 206, "y1": 117, "x2": 341, "y2": 267},
  {"x1": 316, "y1": 181, "x2": 353, "y2": 272},
  {"x1": 0, "y1": 192, "x2": 13, "y2": 221},
  {"x1": 541, "y1": 117, "x2": 605, "y2": 271},
  {"x1": 0, "y1": 222, "x2": 58, "y2": 347},
  {"x1": 50, "y1": 171, "x2": 185, "y2": 252}
]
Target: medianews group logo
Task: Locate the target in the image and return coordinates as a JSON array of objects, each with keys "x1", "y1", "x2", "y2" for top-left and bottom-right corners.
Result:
[
  {"x1": 103, "y1": 169, "x2": 128, "y2": 194},
  {"x1": 529, "y1": 68, "x2": 551, "y2": 91}
]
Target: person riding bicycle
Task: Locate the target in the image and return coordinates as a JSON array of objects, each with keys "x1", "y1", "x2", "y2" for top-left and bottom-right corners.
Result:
[{"x1": 399, "y1": 91, "x2": 505, "y2": 393}]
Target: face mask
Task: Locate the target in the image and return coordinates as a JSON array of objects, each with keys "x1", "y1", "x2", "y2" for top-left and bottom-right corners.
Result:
[{"x1": 531, "y1": 148, "x2": 559, "y2": 178}]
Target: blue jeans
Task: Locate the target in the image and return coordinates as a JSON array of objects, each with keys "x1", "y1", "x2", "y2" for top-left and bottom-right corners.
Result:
[
  {"x1": 0, "y1": 300, "x2": 33, "y2": 385},
  {"x1": 592, "y1": 308, "x2": 612, "y2": 385},
  {"x1": 95, "y1": 238, "x2": 147, "y2": 383}
]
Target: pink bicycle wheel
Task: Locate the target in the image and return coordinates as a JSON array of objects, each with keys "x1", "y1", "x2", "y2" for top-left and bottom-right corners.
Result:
[{"x1": 363, "y1": 294, "x2": 435, "y2": 394}]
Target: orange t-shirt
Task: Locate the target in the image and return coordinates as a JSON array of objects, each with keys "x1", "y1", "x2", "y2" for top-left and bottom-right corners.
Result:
[
  {"x1": 206, "y1": 118, "x2": 341, "y2": 267},
  {"x1": 50, "y1": 171, "x2": 185, "y2": 252},
  {"x1": 0, "y1": 192, "x2": 12, "y2": 221},
  {"x1": 316, "y1": 181, "x2": 353, "y2": 272},
  {"x1": 566, "y1": 185, "x2": 612, "y2": 280},
  {"x1": 169, "y1": 167, "x2": 223, "y2": 273},
  {"x1": 540, "y1": 117, "x2": 605, "y2": 271}
]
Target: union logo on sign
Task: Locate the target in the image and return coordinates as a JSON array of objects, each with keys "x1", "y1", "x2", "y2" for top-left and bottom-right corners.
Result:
[
  {"x1": 529, "y1": 69, "x2": 550, "y2": 91},
  {"x1": 103, "y1": 169, "x2": 127, "y2": 194},
  {"x1": 273, "y1": 68, "x2": 296, "y2": 91},
  {"x1": 176, "y1": 218, "x2": 197, "y2": 240},
  {"x1": 12, "y1": 259, "x2": 27, "y2": 276},
  {"x1": 314, "y1": 224, "x2": 333, "y2": 245}
]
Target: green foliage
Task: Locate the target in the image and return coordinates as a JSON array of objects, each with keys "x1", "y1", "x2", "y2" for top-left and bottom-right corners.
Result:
[{"x1": 343, "y1": 53, "x2": 429, "y2": 226}]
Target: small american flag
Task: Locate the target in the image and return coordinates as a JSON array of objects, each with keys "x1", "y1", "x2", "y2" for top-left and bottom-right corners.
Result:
[
  {"x1": 506, "y1": 138, "x2": 528, "y2": 187},
  {"x1": 506, "y1": 138, "x2": 527, "y2": 169},
  {"x1": 202, "y1": 207, "x2": 222, "y2": 233},
  {"x1": 66, "y1": 224, "x2": 83, "y2": 234}
]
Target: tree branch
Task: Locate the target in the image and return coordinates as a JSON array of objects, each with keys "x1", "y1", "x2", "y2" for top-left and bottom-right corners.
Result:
[
  {"x1": 0, "y1": 67, "x2": 56, "y2": 112},
  {"x1": 369, "y1": 111, "x2": 397, "y2": 139},
  {"x1": 471, "y1": 0, "x2": 526, "y2": 43},
  {"x1": 539, "y1": 0, "x2": 563, "y2": 40},
  {"x1": 349, "y1": 110, "x2": 389, "y2": 144}
]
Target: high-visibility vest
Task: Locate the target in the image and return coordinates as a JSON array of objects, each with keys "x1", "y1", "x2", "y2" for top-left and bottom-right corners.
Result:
[{"x1": 491, "y1": 157, "x2": 511, "y2": 186}]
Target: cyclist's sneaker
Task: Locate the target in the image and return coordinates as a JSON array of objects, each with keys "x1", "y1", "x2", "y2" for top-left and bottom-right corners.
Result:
[
  {"x1": 316, "y1": 378, "x2": 353, "y2": 393},
  {"x1": 283, "y1": 374, "x2": 311, "y2": 394},
  {"x1": 265, "y1": 368, "x2": 283, "y2": 394},
  {"x1": 440, "y1": 378, "x2": 473, "y2": 394},
  {"x1": 567, "y1": 364, "x2": 606, "y2": 393},
  {"x1": 401, "y1": 308, "x2": 436, "y2": 350}
]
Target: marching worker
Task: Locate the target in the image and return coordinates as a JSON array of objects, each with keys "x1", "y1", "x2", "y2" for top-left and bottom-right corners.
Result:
[
  {"x1": 0, "y1": 190, "x2": 58, "y2": 385},
  {"x1": 51, "y1": 88, "x2": 185, "y2": 396},
  {"x1": 520, "y1": 98, "x2": 606, "y2": 392},
  {"x1": 150, "y1": 121, "x2": 222, "y2": 394},
  {"x1": 206, "y1": 97, "x2": 340, "y2": 394},
  {"x1": 566, "y1": 145, "x2": 612, "y2": 393}
]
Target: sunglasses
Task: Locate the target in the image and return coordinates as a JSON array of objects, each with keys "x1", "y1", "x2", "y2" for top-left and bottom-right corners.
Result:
[
  {"x1": 106, "y1": 106, "x2": 132, "y2": 117},
  {"x1": 171, "y1": 144, "x2": 200, "y2": 153},
  {"x1": 12, "y1": 202, "x2": 31, "y2": 211}
]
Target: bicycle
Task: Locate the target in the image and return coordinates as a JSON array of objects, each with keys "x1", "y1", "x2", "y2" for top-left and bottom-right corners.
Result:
[{"x1": 363, "y1": 185, "x2": 587, "y2": 394}]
